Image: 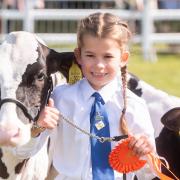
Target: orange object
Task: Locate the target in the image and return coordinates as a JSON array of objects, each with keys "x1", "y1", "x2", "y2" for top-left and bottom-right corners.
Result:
[
  {"x1": 109, "y1": 138, "x2": 178, "y2": 180},
  {"x1": 109, "y1": 138, "x2": 146, "y2": 173},
  {"x1": 147, "y1": 154, "x2": 177, "y2": 180}
]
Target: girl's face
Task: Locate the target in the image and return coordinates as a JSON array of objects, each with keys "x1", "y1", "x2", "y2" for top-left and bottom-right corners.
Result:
[{"x1": 76, "y1": 34, "x2": 128, "y2": 90}]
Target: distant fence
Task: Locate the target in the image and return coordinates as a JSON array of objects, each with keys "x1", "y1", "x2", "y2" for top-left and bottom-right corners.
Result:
[{"x1": 0, "y1": 0, "x2": 180, "y2": 61}]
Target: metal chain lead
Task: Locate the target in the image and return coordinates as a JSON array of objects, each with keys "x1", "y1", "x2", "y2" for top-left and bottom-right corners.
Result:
[{"x1": 59, "y1": 112, "x2": 114, "y2": 143}]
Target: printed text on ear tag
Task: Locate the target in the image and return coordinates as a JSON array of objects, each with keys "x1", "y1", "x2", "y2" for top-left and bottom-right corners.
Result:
[{"x1": 68, "y1": 62, "x2": 82, "y2": 84}]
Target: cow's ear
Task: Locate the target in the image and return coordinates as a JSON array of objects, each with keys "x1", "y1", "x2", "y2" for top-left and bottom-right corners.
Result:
[
  {"x1": 68, "y1": 49, "x2": 83, "y2": 84},
  {"x1": 41, "y1": 43, "x2": 50, "y2": 58},
  {"x1": 46, "y1": 50, "x2": 75, "y2": 80},
  {"x1": 161, "y1": 107, "x2": 180, "y2": 133},
  {"x1": 74, "y1": 48, "x2": 81, "y2": 65}
]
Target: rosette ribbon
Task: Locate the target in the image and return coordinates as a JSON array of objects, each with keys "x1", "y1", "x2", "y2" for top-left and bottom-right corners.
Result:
[{"x1": 109, "y1": 138, "x2": 179, "y2": 180}]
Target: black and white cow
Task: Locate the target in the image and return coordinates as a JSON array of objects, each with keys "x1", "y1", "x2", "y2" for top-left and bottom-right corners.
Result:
[{"x1": 0, "y1": 31, "x2": 75, "y2": 179}]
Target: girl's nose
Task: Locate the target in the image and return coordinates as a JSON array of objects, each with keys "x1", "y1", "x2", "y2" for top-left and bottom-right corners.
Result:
[{"x1": 94, "y1": 59, "x2": 105, "y2": 68}]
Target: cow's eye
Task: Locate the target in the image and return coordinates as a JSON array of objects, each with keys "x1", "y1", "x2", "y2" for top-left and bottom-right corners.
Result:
[{"x1": 37, "y1": 73, "x2": 45, "y2": 81}]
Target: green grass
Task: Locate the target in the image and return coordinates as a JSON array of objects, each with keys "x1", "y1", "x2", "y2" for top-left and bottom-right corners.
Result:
[{"x1": 128, "y1": 48, "x2": 180, "y2": 97}]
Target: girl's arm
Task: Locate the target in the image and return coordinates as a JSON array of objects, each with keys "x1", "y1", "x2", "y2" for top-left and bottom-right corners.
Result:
[{"x1": 12, "y1": 98, "x2": 60, "y2": 159}]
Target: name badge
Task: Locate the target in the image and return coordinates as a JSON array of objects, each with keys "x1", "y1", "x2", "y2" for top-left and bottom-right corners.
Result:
[{"x1": 95, "y1": 121, "x2": 105, "y2": 130}]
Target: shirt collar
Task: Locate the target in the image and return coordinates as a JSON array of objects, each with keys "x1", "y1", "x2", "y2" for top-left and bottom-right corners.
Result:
[
  {"x1": 80, "y1": 78, "x2": 94, "y2": 102},
  {"x1": 80, "y1": 77, "x2": 120, "y2": 103},
  {"x1": 99, "y1": 77, "x2": 119, "y2": 103}
]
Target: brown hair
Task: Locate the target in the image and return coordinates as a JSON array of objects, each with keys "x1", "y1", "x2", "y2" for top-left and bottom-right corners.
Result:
[
  {"x1": 77, "y1": 12, "x2": 131, "y2": 51},
  {"x1": 77, "y1": 12, "x2": 131, "y2": 135}
]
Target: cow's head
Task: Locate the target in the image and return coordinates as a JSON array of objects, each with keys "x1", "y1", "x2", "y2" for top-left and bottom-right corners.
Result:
[{"x1": 0, "y1": 31, "x2": 75, "y2": 147}]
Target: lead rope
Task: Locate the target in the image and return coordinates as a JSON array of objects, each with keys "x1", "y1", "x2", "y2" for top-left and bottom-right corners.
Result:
[
  {"x1": 59, "y1": 111, "x2": 128, "y2": 180},
  {"x1": 59, "y1": 112, "x2": 127, "y2": 143},
  {"x1": 60, "y1": 112, "x2": 129, "y2": 180}
]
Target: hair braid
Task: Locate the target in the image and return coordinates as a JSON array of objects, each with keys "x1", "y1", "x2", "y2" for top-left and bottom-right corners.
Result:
[{"x1": 120, "y1": 65, "x2": 129, "y2": 135}]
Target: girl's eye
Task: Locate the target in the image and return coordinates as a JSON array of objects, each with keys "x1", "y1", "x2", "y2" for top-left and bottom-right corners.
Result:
[
  {"x1": 104, "y1": 55, "x2": 114, "y2": 59},
  {"x1": 105, "y1": 56, "x2": 113, "y2": 58},
  {"x1": 86, "y1": 54, "x2": 94, "y2": 58}
]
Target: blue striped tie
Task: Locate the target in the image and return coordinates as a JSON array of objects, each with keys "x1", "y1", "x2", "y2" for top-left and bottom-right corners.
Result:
[{"x1": 90, "y1": 92, "x2": 114, "y2": 180}]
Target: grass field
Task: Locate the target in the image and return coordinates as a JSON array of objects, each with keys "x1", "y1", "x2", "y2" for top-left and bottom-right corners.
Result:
[
  {"x1": 50, "y1": 43, "x2": 180, "y2": 97},
  {"x1": 128, "y1": 46, "x2": 180, "y2": 97}
]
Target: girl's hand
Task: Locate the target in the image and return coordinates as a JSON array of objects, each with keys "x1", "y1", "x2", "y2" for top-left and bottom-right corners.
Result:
[
  {"x1": 31, "y1": 98, "x2": 60, "y2": 137},
  {"x1": 37, "y1": 98, "x2": 60, "y2": 129},
  {"x1": 128, "y1": 134, "x2": 154, "y2": 157}
]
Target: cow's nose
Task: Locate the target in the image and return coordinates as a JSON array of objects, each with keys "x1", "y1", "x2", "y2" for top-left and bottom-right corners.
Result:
[
  {"x1": 0, "y1": 124, "x2": 20, "y2": 146},
  {"x1": 6, "y1": 128, "x2": 20, "y2": 138}
]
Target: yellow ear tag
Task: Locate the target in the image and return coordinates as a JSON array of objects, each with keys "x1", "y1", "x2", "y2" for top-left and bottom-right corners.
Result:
[{"x1": 68, "y1": 62, "x2": 82, "y2": 84}]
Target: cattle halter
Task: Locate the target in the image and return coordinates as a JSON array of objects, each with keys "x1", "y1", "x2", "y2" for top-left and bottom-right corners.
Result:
[
  {"x1": 0, "y1": 98, "x2": 34, "y2": 121},
  {"x1": 0, "y1": 76, "x2": 53, "y2": 122}
]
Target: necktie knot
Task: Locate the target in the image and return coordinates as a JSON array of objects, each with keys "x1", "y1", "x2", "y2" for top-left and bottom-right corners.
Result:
[{"x1": 92, "y1": 92, "x2": 105, "y2": 105}]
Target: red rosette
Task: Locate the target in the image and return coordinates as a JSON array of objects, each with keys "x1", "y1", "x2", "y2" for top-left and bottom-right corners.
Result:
[{"x1": 109, "y1": 138, "x2": 147, "y2": 173}]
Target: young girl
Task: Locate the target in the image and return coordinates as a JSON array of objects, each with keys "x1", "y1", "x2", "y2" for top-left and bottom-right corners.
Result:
[{"x1": 15, "y1": 12, "x2": 156, "y2": 180}]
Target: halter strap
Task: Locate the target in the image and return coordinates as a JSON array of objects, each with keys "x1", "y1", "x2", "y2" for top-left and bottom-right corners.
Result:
[{"x1": 0, "y1": 76, "x2": 53, "y2": 122}]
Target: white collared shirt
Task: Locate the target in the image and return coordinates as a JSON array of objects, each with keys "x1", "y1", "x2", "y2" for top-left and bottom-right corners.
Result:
[
  {"x1": 51, "y1": 77, "x2": 155, "y2": 180},
  {"x1": 14, "y1": 77, "x2": 155, "y2": 180}
]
